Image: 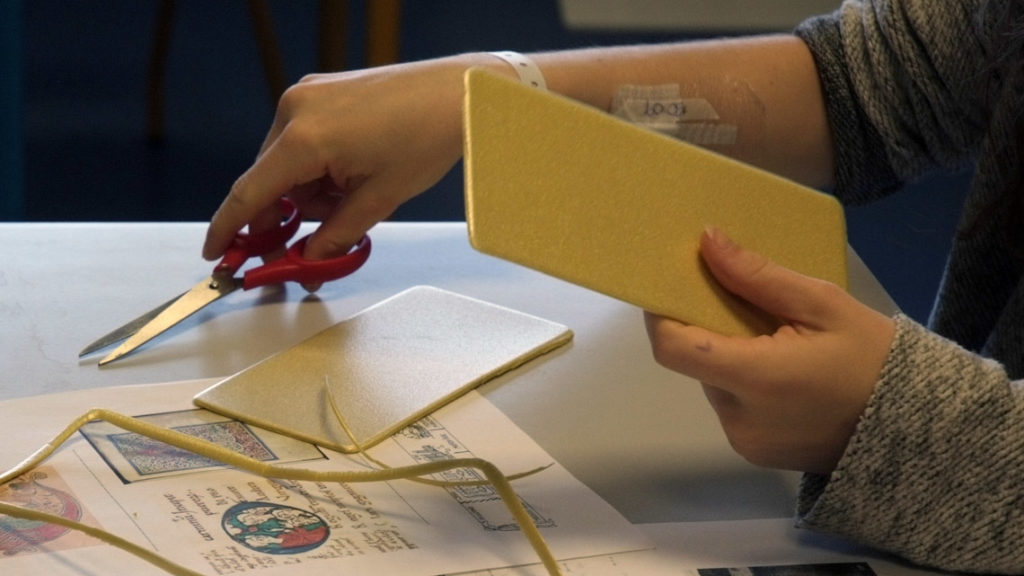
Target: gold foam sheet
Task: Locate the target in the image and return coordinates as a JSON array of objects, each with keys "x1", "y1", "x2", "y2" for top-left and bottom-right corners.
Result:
[
  {"x1": 463, "y1": 69, "x2": 847, "y2": 336},
  {"x1": 195, "y1": 286, "x2": 572, "y2": 453}
]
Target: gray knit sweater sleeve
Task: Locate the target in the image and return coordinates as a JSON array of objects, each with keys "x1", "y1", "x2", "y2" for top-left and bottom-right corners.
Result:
[
  {"x1": 791, "y1": 1, "x2": 1024, "y2": 573},
  {"x1": 796, "y1": 315, "x2": 1024, "y2": 573},
  {"x1": 795, "y1": 0, "x2": 989, "y2": 205}
]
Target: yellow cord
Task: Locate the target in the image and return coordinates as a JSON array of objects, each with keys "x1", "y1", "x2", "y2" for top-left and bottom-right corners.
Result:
[
  {"x1": 323, "y1": 376, "x2": 554, "y2": 487},
  {"x1": 0, "y1": 406, "x2": 563, "y2": 575},
  {"x1": 0, "y1": 499, "x2": 206, "y2": 576}
]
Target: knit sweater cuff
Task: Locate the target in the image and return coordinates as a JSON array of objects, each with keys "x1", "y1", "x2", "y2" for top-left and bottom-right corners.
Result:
[{"x1": 794, "y1": 314, "x2": 1024, "y2": 573}]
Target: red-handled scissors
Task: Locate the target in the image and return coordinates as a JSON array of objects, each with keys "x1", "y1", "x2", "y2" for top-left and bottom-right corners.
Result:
[{"x1": 81, "y1": 198, "x2": 371, "y2": 365}]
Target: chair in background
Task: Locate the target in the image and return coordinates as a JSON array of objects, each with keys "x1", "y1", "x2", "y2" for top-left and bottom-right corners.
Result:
[{"x1": 145, "y1": 0, "x2": 401, "y2": 144}]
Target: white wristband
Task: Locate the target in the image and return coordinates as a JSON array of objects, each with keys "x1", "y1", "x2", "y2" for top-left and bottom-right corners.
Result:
[{"x1": 487, "y1": 51, "x2": 546, "y2": 90}]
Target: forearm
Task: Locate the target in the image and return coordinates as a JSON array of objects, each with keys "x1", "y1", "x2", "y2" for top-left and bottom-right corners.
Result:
[
  {"x1": 205, "y1": 36, "x2": 836, "y2": 261},
  {"x1": 525, "y1": 36, "x2": 835, "y2": 188},
  {"x1": 341, "y1": 36, "x2": 834, "y2": 192}
]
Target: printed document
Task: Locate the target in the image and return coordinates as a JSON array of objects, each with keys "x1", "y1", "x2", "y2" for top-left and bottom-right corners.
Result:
[{"x1": 0, "y1": 382, "x2": 648, "y2": 575}]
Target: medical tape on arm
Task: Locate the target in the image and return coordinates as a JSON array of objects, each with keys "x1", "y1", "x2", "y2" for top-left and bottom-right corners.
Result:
[{"x1": 611, "y1": 76, "x2": 766, "y2": 164}]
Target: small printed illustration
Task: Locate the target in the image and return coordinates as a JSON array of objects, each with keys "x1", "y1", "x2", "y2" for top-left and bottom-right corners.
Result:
[
  {"x1": 396, "y1": 416, "x2": 555, "y2": 532},
  {"x1": 0, "y1": 468, "x2": 102, "y2": 557},
  {"x1": 222, "y1": 501, "x2": 330, "y2": 555},
  {"x1": 80, "y1": 409, "x2": 325, "y2": 483}
]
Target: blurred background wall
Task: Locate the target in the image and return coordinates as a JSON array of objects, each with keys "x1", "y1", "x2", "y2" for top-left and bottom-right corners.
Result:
[{"x1": 5, "y1": 0, "x2": 967, "y2": 324}]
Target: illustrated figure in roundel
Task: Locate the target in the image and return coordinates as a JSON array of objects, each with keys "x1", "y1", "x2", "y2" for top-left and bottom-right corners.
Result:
[
  {"x1": 0, "y1": 471, "x2": 83, "y2": 555},
  {"x1": 222, "y1": 501, "x2": 329, "y2": 554}
]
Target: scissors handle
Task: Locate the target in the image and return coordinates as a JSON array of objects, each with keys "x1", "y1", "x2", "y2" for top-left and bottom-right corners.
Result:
[
  {"x1": 213, "y1": 198, "x2": 301, "y2": 277},
  {"x1": 242, "y1": 233, "x2": 372, "y2": 289}
]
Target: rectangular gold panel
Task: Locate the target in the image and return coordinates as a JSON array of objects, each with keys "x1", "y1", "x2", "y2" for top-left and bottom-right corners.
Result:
[
  {"x1": 463, "y1": 69, "x2": 847, "y2": 336},
  {"x1": 195, "y1": 286, "x2": 572, "y2": 452}
]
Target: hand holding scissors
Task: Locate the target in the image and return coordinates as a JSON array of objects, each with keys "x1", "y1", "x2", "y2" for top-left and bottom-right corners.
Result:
[{"x1": 81, "y1": 198, "x2": 371, "y2": 365}]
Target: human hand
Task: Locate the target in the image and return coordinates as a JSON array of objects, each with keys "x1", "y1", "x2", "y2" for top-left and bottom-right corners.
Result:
[
  {"x1": 644, "y1": 227, "x2": 895, "y2": 474},
  {"x1": 202, "y1": 55, "x2": 504, "y2": 265}
]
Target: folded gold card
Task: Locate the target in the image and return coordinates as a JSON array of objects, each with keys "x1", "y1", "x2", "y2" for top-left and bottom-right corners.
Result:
[
  {"x1": 194, "y1": 286, "x2": 572, "y2": 452},
  {"x1": 463, "y1": 69, "x2": 847, "y2": 336}
]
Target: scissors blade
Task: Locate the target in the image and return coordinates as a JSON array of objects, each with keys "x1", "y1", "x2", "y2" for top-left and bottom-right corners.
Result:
[
  {"x1": 97, "y1": 275, "x2": 240, "y2": 366},
  {"x1": 79, "y1": 293, "x2": 185, "y2": 357}
]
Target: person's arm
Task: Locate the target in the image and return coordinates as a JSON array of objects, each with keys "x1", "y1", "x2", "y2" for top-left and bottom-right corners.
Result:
[
  {"x1": 647, "y1": 226, "x2": 1024, "y2": 574},
  {"x1": 533, "y1": 36, "x2": 834, "y2": 187},
  {"x1": 795, "y1": 313, "x2": 1024, "y2": 574},
  {"x1": 202, "y1": 36, "x2": 834, "y2": 263},
  {"x1": 646, "y1": 2, "x2": 1022, "y2": 571}
]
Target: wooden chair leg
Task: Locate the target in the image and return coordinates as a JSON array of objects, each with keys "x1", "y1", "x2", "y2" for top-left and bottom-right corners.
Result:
[
  {"x1": 146, "y1": 0, "x2": 176, "y2": 145},
  {"x1": 366, "y1": 0, "x2": 400, "y2": 67},
  {"x1": 318, "y1": 0, "x2": 347, "y2": 72},
  {"x1": 245, "y1": 0, "x2": 288, "y2": 106},
  {"x1": 144, "y1": 1, "x2": 382, "y2": 141},
  {"x1": 317, "y1": 0, "x2": 401, "y2": 72}
]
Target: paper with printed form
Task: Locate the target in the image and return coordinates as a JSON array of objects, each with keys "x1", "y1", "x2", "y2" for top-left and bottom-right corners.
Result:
[{"x1": 0, "y1": 382, "x2": 649, "y2": 576}]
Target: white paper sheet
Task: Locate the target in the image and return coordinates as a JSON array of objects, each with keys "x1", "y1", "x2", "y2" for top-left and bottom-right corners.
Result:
[
  {"x1": 451, "y1": 518, "x2": 939, "y2": 575},
  {"x1": 0, "y1": 380, "x2": 649, "y2": 575}
]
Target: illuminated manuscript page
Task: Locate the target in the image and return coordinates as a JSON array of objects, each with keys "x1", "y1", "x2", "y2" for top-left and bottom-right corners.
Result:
[{"x1": 0, "y1": 381, "x2": 648, "y2": 576}]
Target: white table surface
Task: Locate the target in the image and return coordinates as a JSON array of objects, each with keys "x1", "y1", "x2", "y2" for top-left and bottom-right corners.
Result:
[{"x1": 0, "y1": 221, "x2": 897, "y2": 528}]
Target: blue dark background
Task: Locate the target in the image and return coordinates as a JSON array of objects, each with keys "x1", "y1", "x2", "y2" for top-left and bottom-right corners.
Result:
[{"x1": 2, "y1": 1, "x2": 967, "y2": 324}]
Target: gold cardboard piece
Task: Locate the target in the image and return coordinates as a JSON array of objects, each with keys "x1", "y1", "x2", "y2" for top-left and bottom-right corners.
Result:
[
  {"x1": 463, "y1": 69, "x2": 847, "y2": 336},
  {"x1": 194, "y1": 286, "x2": 572, "y2": 452}
]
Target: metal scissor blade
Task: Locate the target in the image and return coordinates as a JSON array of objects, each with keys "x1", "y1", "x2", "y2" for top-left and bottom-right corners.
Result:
[
  {"x1": 79, "y1": 293, "x2": 185, "y2": 357},
  {"x1": 98, "y1": 275, "x2": 240, "y2": 366}
]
